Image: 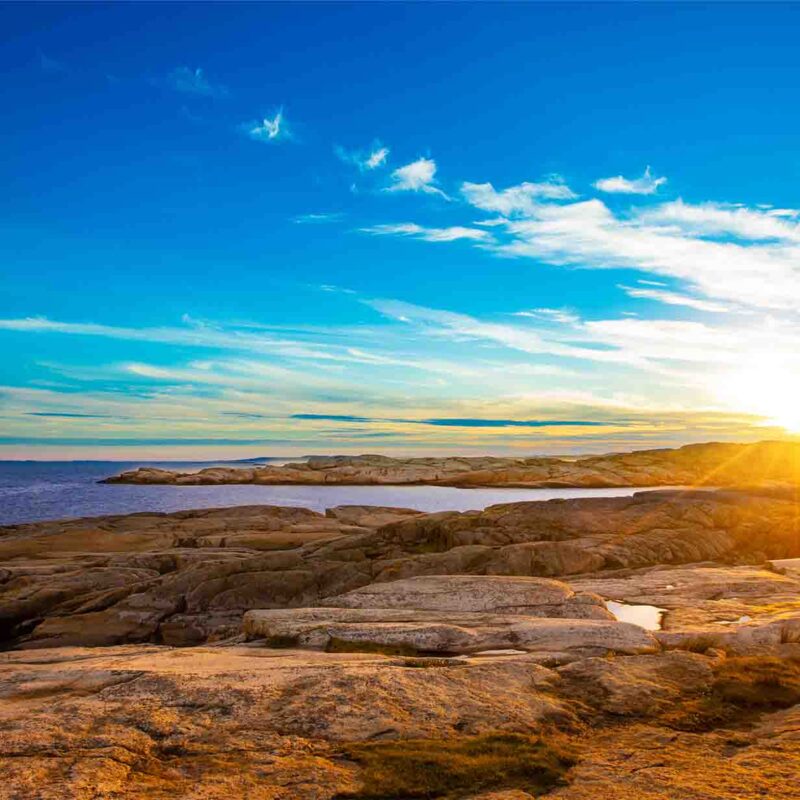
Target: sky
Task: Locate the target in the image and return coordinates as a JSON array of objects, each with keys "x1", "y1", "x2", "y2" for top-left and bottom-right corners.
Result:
[{"x1": 3, "y1": 2, "x2": 800, "y2": 460}]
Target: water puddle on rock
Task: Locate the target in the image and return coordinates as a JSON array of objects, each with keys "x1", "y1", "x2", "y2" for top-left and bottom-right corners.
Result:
[{"x1": 606, "y1": 600, "x2": 665, "y2": 631}]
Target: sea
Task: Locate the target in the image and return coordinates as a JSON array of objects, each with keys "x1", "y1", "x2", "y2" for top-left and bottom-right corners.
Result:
[{"x1": 0, "y1": 459, "x2": 672, "y2": 526}]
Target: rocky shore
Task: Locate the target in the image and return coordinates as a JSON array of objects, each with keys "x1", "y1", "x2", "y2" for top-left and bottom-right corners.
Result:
[
  {"x1": 103, "y1": 439, "x2": 800, "y2": 488},
  {"x1": 2, "y1": 487, "x2": 800, "y2": 797}
]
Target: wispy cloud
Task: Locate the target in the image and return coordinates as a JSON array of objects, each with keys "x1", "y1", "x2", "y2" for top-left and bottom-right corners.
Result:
[
  {"x1": 462, "y1": 178, "x2": 576, "y2": 215},
  {"x1": 0, "y1": 314, "x2": 534, "y2": 382},
  {"x1": 619, "y1": 284, "x2": 730, "y2": 313},
  {"x1": 402, "y1": 184, "x2": 797, "y2": 312},
  {"x1": 166, "y1": 66, "x2": 227, "y2": 98},
  {"x1": 363, "y1": 295, "x2": 800, "y2": 387},
  {"x1": 366, "y1": 147, "x2": 390, "y2": 170},
  {"x1": 336, "y1": 142, "x2": 390, "y2": 171},
  {"x1": 245, "y1": 109, "x2": 291, "y2": 142},
  {"x1": 0, "y1": 316, "x2": 379, "y2": 365},
  {"x1": 594, "y1": 166, "x2": 666, "y2": 195},
  {"x1": 293, "y1": 212, "x2": 344, "y2": 224},
  {"x1": 365, "y1": 298, "x2": 643, "y2": 366},
  {"x1": 512, "y1": 308, "x2": 581, "y2": 325},
  {"x1": 638, "y1": 199, "x2": 800, "y2": 242},
  {"x1": 361, "y1": 223, "x2": 492, "y2": 243},
  {"x1": 386, "y1": 157, "x2": 448, "y2": 198}
]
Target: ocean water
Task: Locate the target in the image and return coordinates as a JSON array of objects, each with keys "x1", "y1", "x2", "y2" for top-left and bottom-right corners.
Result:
[{"x1": 0, "y1": 460, "x2": 673, "y2": 526}]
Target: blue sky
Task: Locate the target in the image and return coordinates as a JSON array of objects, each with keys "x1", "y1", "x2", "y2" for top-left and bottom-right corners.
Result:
[{"x1": 3, "y1": 2, "x2": 800, "y2": 459}]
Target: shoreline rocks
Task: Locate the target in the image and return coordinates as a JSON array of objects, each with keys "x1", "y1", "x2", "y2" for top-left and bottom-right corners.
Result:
[
  {"x1": 3, "y1": 483, "x2": 800, "y2": 797},
  {"x1": 101, "y1": 440, "x2": 800, "y2": 488},
  {"x1": 4, "y1": 488, "x2": 800, "y2": 649}
]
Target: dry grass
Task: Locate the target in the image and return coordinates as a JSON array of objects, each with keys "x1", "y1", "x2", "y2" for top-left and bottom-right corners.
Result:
[
  {"x1": 661, "y1": 655, "x2": 800, "y2": 730},
  {"x1": 335, "y1": 732, "x2": 575, "y2": 799},
  {"x1": 326, "y1": 637, "x2": 421, "y2": 656},
  {"x1": 263, "y1": 634, "x2": 300, "y2": 648},
  {"x1": 713, "y1": 655, "x2": 800, "y2": 707},
  {"x1": 396, "y1": 656, "x2": 466, "y2": 668}
]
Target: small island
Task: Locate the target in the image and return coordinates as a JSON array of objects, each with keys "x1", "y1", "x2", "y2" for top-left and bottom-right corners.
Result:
[{"x1": 104, "y1": 440, "x2": 800, "y2": 488}]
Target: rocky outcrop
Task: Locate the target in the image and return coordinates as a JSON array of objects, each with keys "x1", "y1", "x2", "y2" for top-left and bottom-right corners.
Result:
[
  {"x1": 243, "y1": 603, "x2": 657, "y2": 657},
  {"x1": 4, "y1": 488, "x2": 800, "y2": 648},
  {"x1": 102, "y1": 440, "x2": 800, "y2": 488},
  {"x1": 4, "y1": 482, "x2": 800, "y2": 798},
  {"x1": 2, "y1": 642, "x2": 799, "y2": 798}
]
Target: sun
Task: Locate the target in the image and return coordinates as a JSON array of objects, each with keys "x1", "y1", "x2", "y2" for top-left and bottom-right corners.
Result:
[{"x1": 719, "y1": 359, "x2": 800, "y2": 433}]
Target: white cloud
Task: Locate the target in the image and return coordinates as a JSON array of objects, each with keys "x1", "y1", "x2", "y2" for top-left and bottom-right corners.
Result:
[
  {"x1": 619, "y1": 284, "x2": 730, "y2": 313},
  {"x1": 594, "y1": 166, "x2": 666, "y2": 195},
  {"x1": 366, "y1": 146, "x2": 390, "y2": 169},
  {"x1": 639, "y1": 199, "x2": 800, "y2": 242},
  {"x1": 0, "y1": 316, "x2": 384, "y2": 365},
  {"x1": 167, "y1": 66, "x2": 227, "y2": 98},
  {"x1": 293, "y1": 212, "x2": 343, "y2": 224},
  {"x1": 363, "y1": 297, "x2": 800, "y2": 394},
  {"x1": 362, "y1": 223, "x2": 492, "y2": 243},
  {"x1": 513, "y1": 308, "x2": 581, "y2": 325},
  {"x1": 581, "y1": 318, "x2": 741, "y2": 364},
  {"x1": 366, "y1": 299, "x2": 644, "y2": 366},
  {"x1": 246, "y1": 109, "x2": 290, "y2": 142},
  {"x1": 335, "y1": 142, "x2": 390, "y2": 171},
  {"x1": 386, "y1": 157, "x2": 448, "y2": 198},
  {"x1": 491, "y1": 198, "x2": 800, "y2": 310},
  {"x1": 461, "y1": 179, "x2": 576, "y2": 216},
  {"x1": 365, "y1": 159, "x2": 800, "y2": 312},
  {"x1": 637, "y1": 279, "x2": 669, "y2": 287}
]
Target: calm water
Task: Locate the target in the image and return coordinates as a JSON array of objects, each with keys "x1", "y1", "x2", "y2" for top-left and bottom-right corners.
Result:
[
  {"x1": 606, "y1": 601, "x2": 666, "y2": 631},
  {"x1": 0, "y1": 461, "x2": 674, "y2": 526}
]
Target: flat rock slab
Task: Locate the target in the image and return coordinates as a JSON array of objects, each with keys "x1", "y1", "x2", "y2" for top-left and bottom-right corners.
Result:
[
  {"x1": 570, "y1": 565, "x2": 800, "y2": 606},
  {"x1": 323, "y1": 574, "x2": 612, "y2": 619},
  {"x1": 770, "y1": 557, "x2": 800, "y2": 577},
  {"x1": 657, "y1": 616, "x2": 800, "y2": 655},
  {"x1": 570, "y1": 565, "x2": 800, "y2": 630},
  {"x1": 243, "y1": 607, "x2": 659, "y2": 655}
]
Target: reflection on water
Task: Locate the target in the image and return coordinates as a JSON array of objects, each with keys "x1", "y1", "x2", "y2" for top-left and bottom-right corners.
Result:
[{"x1": 606, "y1": 600, "x2": 665, "y2": 631}]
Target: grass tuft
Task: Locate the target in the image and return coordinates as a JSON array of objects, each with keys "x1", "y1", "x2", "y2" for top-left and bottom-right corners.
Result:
[
  {"x1": 661, "y1": 655, "x2": 800, "y2": 730},
  {"x1": 713, "y1": 655, "x2": 800, "y2": 708},
  {"x1": 263, "y1": 634, "x2": 299, "y2": 648},
  {"x1": 335, "y1": 732, "x2": 575, "y2": 799},
  {"x1": 326, "y1": 637, "x2": 422, "y2": 657}
]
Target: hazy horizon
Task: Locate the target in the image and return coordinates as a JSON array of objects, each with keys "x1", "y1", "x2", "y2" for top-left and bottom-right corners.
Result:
[{"x1": 2, "y1": 434, "x2": 798, "y2": 463}]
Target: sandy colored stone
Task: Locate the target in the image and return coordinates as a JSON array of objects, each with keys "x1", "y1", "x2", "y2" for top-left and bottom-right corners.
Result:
[
  {"x1": 323, "y1": 574, "x2": 612, "y2": 619},
  {"x1": 557, "y1": 651, "x2": 714, "y2": 715},
  {"x1": 243, "y1": 607, "x2": 659, "y2": 655}
]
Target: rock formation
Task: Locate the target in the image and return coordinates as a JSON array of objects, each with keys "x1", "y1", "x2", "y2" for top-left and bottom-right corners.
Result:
[
  {"x1": 103, "y1": 440, "x2": 800, "y2": 488},
  {"x1": 2, "y1": 486, "x2": 800, "y2": 797}
]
